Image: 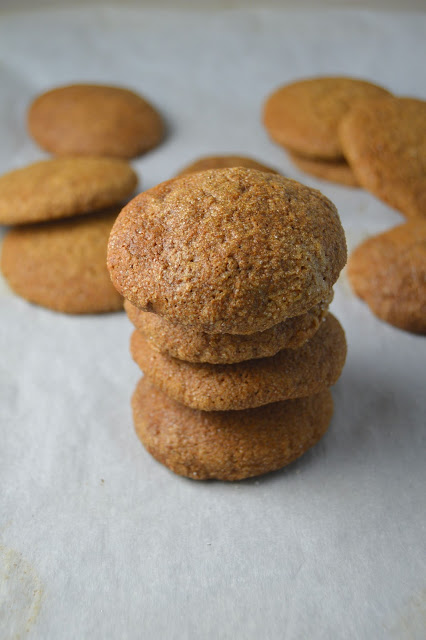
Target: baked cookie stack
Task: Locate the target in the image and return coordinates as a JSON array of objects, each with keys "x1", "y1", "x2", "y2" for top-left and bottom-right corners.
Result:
[
  {"x1": 0, "y1": 83, "x2": 165, "y2": 314},
  {"x1": 263, "y1": 76, "x2": 392, "y2": 187},
  {"x1": 0, "y1": 157, "x2": 137, "y2": 313},
  {"x1": 107, "y1": 167, "x2": 348, "y2": 481}
]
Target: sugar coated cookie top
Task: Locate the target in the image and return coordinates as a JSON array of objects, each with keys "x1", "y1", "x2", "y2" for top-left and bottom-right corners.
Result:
[{"x1": 108, "y1": 167, "x2": 346, "y2": 334}]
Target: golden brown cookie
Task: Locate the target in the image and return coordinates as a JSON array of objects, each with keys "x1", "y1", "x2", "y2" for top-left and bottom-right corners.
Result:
[
  {"x1": 28, "y1": 84, "x2": 165, "y2": 158},
  {"x1": 125, "y1": 292, "x2": 332, "y2": 363},
  {"x1": 108, "y1": 168, "x2": 346, "y2": 334},
  {"x1": 130, "y1": 313, "x2": 346, "y2": 411},
  {"x1": 263, "y1": 76, "x2": 392, "y2": 160},
  {"x1": 176, "y1": 155, "x2": 279, "y2": 177},
  {"x1": 1, "y1": 210, "x2": 123, "y2": 314},
  {"x1": 0, "y1": 157, "x2": 137, "y2": 226},
  {"x1": 132, "y1": 377, "x2": 333, "y2": 481},
  {"x1": 288, "y1": 151, "x2": 359, "y2": 188},
  {"x1": 339, "y1": 97, "x2": 426, "y2": 218},
  {"x1": 347, "y1": 221, "x2": 426, "y2": 334}
]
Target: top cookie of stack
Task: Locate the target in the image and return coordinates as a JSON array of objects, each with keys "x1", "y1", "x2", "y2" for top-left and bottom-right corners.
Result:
[{"x1": 108, "y1": 167, "x2": 346, "y2": 335}]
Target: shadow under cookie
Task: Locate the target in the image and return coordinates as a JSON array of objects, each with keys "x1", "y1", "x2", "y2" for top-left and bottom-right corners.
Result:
[
  {"x1": 132, "y1": 377, "x2": 334, "y2": 481},
  {"x1": 130, "y1": 313, "x2": 347, "y2": 411}
]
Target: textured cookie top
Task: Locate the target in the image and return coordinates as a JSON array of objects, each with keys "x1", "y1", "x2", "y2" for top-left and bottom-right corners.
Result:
[
  {"x1": 263, "y1": 76, "x2": 392, "y2": 159},
  {"x1": 108, "y1": 168, "x2": 346, "y2": 334},
  {"x1": 130, "y1": 313, "x2": 347, "y2": 411},
  {"x1": 339, "y1": 97, "x2": 426, "y2": 218},
  {"x1": 125, "y1": 292, "x2": 331, "y2": 364},
  {"x1": 348, "y1": 221, "x2": 426, "y2": 334},
  {"x1": 0, "y1": 157, "x2": 137, "y2": 225},
  {"x1": 133, "y1": 378, "x2": 333, "y2": 481},
  {"x1": 176, "y1": 155, "x2": 279, "y2": 176},
  {"x1": 0, "y1": 210, "x2": 123, "y2": 314},
  {"x1": 28, "y1": 84, "x2": 165, "y2": 158}
]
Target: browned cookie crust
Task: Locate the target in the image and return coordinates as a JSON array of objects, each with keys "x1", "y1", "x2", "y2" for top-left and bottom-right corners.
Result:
[
  {"x1": 130, "y1": 313, "x2": 346, "y2": 411},
  {"x1": 125, "y1": 292, "x2": 332, "y2": 363},
  {"x1": 0, "y1": 157, "x2": 137, "y2": 226},
  {"x1": 108, "y1": 168, "x2": 346, "y2": 334},
  {"x1": 339, "y1": 97, "x2": 426, "y2": 218},
  {"x1": 176, "y1": 155, "x2": 279, "y2": 176},
  {"x1": 1, "y1": 210, "x2": 123, "y2": 314},
  {"x1": 132, "y1": 377, "x2": 333, "y2": 481},
  {"x1": 288, "y1": 151, "x2": 359, "y2": 188},
  {"x1": 28, "y1": 84, "x2": 165, "y2": 158},
  {"x1": 263, "y1": 76, "x2": 392, "y2": 160},
  {"x1": 347, "y1": 221, "x2": 426, "y2": 334}
]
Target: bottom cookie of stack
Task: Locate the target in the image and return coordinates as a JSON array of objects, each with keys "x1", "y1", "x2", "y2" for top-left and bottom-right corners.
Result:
[{"x1": 132, "y1": 378, "x2": 333, "y2": 481}]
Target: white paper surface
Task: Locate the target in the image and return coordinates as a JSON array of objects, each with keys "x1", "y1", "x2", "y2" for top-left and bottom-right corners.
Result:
[{"x1": 0, "y1": 6, "x2": 425, "y2": 640}]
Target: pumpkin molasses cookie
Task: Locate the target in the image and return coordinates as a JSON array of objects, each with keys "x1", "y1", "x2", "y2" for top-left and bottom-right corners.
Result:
[
  {"x1": 288, "y1": 152, "x2": 359, "y2": 188},
  {"x1": 108, "y1": 168, "x2": 346, "y2": 334},
  {"x1": 339, "y1": 97, "x2": 426, "y2": 218},
  {"x1": 347, "y1": 221, "x2": 426, "y2": 334},
  {"x1": 1, "y1": 210, "x2": 123, "y2": 314},
  {"x1": 132, "y1": 377, "x2": 333, "y2": 481},
  {"x1": 130, "y1": 314, "x2": 346, "y2": 411},
  {"x1": 28, "y1": 84, "x2": 165, "y2": 158},
  {"x1": 0, "y1": 157, "x2": 137, "y2": 225},
  {"x1": 263, "y1": 76, "x2": 392, "y2": 160},
  {"x1": 176, "y1": 155, "x2": 279, "y2": 177},
  {"x1": 125, "y1": 292, "x2": 332, "y2": 364}
]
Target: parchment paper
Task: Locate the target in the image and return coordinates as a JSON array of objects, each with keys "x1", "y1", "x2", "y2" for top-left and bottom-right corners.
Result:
[{"x1": 0, "y1": 6, "x2": 425, "y2": 639}]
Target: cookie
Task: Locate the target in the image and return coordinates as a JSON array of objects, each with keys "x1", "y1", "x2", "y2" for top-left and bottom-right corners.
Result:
[
  {"x1": 132, "y1": 377, "x2": 333, "y2": 481},
  {"x1": 1, "y1": 210, "x2": 123, "y2": 314},
  {"x1": 130, "y1": 313, "x2": 346, "y2": 411},
  {"x1": 263, "y1": 76, "x2": 392, "y2": 160},
  {"x1": 125, "y1": 292, "x2": 332, "y2": 363},
  {"x1": 28, "y1": 84, "x2": 165, "y2": 158},
  {"x1": 339, "y1": 97, "x2": 426, "y2": 218},
  {"x1": 288, "y1": 151, "x2": 359, "y2": 188},
  {"x1": 0, "y1": 157, "x2": 137, "y2": 226},
  {"x1": 176, "y1": 155, "x2": 279, "y2": 177},
  {"x1": 347, "y1": 221, "x2": 426, "y2": 334},
  {"x1": 108, "y1": 168, "x2": 346, "y2": 334}
]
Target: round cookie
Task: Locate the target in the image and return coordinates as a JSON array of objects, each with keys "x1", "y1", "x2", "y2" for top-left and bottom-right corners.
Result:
[
  {"x1": 263, "y1": 76, "x2": 392, "y2": 160},
  {"x1": 0, "y1": 157, "x2": 137, "y2": 225},
  {"x1": 347, "y1": 221, "x2": 426, "y2": 334},
  {"x1": 28, "y1": 84, "x2": 165, "y2": 158},
  {"x1": 1, "y1": 210, "x2": 123, "y2": 314},
  {"x1": 108, "y1": 168, "x2": 346, "y2": 334},
  {"x1": 130, "y1": 313, "x2": 347, "y2": 411},
  {"x1": 132, "y1": 378, "x2": 333, "y2": 481},
  {"x1": 125, "y1": 292, "x2": 332, "y2": 363},
  {"x1": 176, "y1": 155, "x2": 279, "y2": 177},
  {"x1": 339, "y1": 97, "x2": 426, "y2": 218},
  {"x1": 288, "y1": 151, "x2": 359, "y2": 188}
]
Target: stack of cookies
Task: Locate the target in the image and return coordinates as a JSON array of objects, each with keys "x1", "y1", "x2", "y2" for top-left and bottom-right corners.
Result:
[
  {"x1": 0, "y1": 157, "x2": 137, "y2": 313},
  {"x1": 107, "y1": 168, "x2": 348, "y2": 481},
  {"x1": 263, "y1": 76, "x2": 392, "y2": 187},
  {"x1": 0, "y1": 83, "x2": 165, "y2": 314}
]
